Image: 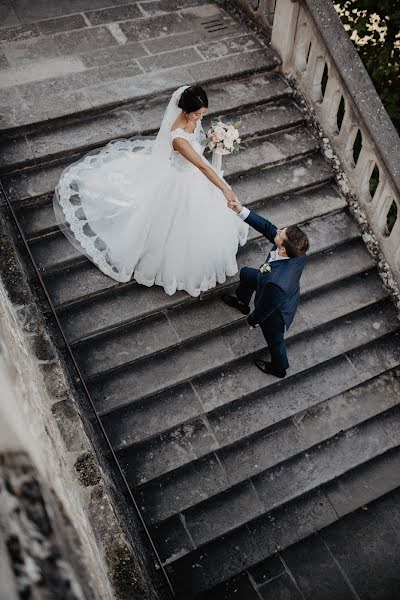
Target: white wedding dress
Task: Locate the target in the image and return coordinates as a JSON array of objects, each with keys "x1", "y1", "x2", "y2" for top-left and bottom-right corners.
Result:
[{"x1": 53, "y1": 86, "x2": 248, "y2": 297}]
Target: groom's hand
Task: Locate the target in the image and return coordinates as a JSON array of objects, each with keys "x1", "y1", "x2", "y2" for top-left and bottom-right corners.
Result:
[
  {"x1": 246, "y1": 313, "x2": 258, "y2": 329},
  {"x1": 228, "y1": 195, "x2": 243, "y2": 214}
]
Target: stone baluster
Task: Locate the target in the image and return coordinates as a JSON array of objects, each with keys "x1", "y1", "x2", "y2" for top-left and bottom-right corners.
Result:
[{"x1": 235, "y1": 0, "x2": 400, "y2": 285}]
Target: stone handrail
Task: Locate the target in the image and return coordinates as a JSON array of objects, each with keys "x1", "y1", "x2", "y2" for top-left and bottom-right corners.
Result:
[{"x1": 232, "y1": 0, "x2": 400, "y2": 285}]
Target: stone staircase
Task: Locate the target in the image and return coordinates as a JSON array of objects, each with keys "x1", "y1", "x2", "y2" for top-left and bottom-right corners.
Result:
[{"x1": 2, "y1": 47, "x2": 400, "y2": 600}]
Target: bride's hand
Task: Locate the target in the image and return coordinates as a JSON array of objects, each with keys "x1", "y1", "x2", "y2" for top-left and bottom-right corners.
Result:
[
  {"x1": 223, "y1": 188, "x2": 238, "y2": 205},
  {"x1": 224, "y1": 189, "x2": 242, "y2": 213}
]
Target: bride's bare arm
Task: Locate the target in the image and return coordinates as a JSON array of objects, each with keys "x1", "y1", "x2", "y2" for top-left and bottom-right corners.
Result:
[{"x1": 172, "y1": 137, "x2": 237, "y2": 203}]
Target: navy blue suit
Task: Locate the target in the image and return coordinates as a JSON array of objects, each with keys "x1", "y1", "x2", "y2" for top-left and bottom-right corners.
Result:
[{"x1": 236, "y1": 211, "x2": 306, "y2": 373}]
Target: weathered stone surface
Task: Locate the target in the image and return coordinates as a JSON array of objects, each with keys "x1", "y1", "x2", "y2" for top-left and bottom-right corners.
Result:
[
  {"x1": 0, "y1": 453, "x2": 87, "y2": 599},
  {"x1": 142, "y1": 29, "x2": 208, "y2": 54},
  {"x1": 4, "y1": 73, "x2": 293, "y2": 172},
  {"x1": 184, "y1": 480, "x2": 264, "y2": 548},
  {"x1": 84, "y1": 3, "x2": 142, "y2": 26},
  {"x1": 253, "y1": 413, "x2": 393, "y2": 511},
  {"x1": 192, "y1": 302, "x2": 396, "y2": 413},
  {"x1": 0, "y1": 56, "x2": 87, "y2": 88},
  {"x1": 249, "y1": 554, "x2": 285, "y2": 586},
  {"x1": 97, "y1": 272, "x2": 388, "y2": 463},
  {"x1": 282, "y1": 535, "x2": 355, "y2": 600},
  {"x1": 166, "y1": 491, "x2": 336, "y2": 596},
  {"x1": 135, "y1": 332, "x2": 399, "y2": 527},
  {"x1": 321, "y1": 485, "x2": 400, "y2": 600},
  {"x1": 165, "y1": 518, "x2": 264, "y2": 597},
  {"x1": 0, "y1": 23, "x2": 40, "y2": 43},
  {"x1": 75, "y1": 312, "x2": 180, "y2": 378},
  {"x1": 325, "y1": 446, "x2": 400, "y2": 518},
  {"x1": 80, "y1": 41, "x2": 149, "y2": 68},
  {"x1": 197, "y1": 33, "x2": 265, "y2": 60},
  {"x1": 150, "y1": 513, "x2": 195, "y2": 564},
  {"x1": 87, "y1": 248, "x2": 372, "y2": 413},
  {"x1": 74, "y1": 451, "x2": 102, "y2": 487},
  {"x1": 198, "y1": 572, "x2": 261, "y2": 600},
  {"x1": 102, "y1": 383, "x2": 204, "y2": 449},
  {"x1": 138, "y1": 46, "x2": 204, "y2": 72},
  {"x1": 37, "y1": 13, "x2": 87, "y2": 35},
  {"x1": 259, "y1": 574, "x2": 303, "y2": 600},
  {"x1": 135, "y1": 454, "x2": 231, "y2": 525},
  {"x1": 3, "y1": 35, "x2": 60, "y2": 67},
  {"x1": 119, "y1": 417, "x2": 219, "y2": 487},
  {"x1": 54, "y1": 26, "x2": 117, "y2": 55},
  {"x1": 141, "y1": 0, "x2": 209, "y2": 15}
]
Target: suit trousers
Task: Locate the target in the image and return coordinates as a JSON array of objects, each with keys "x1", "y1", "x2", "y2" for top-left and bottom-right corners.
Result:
[{"x1": 236, "y1": 267, "x2": 289, "y2": 373}]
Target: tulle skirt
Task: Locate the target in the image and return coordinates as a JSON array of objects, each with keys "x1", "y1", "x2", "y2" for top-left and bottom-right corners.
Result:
[{"x1": 53, "y1": 139, "x2": 249, "y2": 297}]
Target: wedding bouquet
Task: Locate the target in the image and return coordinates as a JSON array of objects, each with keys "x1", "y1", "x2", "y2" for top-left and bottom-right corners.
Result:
[{"x1": 203, "y1": 120, "x2": 242, "y2": 155}]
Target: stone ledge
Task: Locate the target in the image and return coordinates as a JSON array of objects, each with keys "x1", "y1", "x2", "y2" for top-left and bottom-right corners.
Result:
[{"x1": 300, "y1": 0, "x2": 400, "y2": 194}]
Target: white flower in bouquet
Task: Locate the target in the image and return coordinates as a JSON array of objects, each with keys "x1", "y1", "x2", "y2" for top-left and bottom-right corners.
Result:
[{"x1": 203, "y1": 119, "x2": 242, "y2": 156}]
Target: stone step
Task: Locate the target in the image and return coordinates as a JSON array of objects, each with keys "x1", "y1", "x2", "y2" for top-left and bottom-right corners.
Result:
[
  {"x1": 1, "y1": 45, "x2": 281, "y2": 137},
  {"x1": 17, "y1": 98, "x2": 304, "y2": 241},
  {"x1": 28, "y1": 124, "x2": 318, "y2": 272},
  {"x1": 83, "y1": 219, "x2": 373, "y2": 398},
  {"x1": 149, "y1": 400, "x2": 400, "y2": 567},
  {"x1": 44, "y1": 155, "x2": 334, "y2": 308},
  {"x1": 0, "y1": 50, "x2": 281, "y2": 174},
  {"x1": 114, "y1": 292, "x2": 394, "y2": 489},
  {"x1": 91, "y1": 267, "x2": 390, "y2": 420},
  {"x1": 4, "y1": 124, "x2": 328, "y2": 217},
  {"x1": 133, "y1": 327, "x2": 400, "y2": 526},
  {"x1": 76, "y1": 240, "x2": 373, "y2": 384},
  {"x1": 102, "y1": 274, "x2": 393, "y2": 451},
  {"x1": 165, "y1": 443, "x2": 400, "y2": 598},
  {"x1": 63, "y1": 188, "x2": 347, "y2": 344},
  {"x1": 3, "y1": 79, "x2": 298, "y2": 179},
  {"x1": 102, "y1": 270, "x2": 387, "y2": 451}
]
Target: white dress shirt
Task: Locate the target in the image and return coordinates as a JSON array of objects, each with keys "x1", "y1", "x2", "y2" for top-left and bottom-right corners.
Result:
[{"x1": 237, "y1": 207, "x2": 289, "y2": 262}]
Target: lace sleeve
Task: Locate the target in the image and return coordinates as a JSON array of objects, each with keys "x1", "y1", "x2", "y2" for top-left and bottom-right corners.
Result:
[{"x1": 170, "y1": 128, "x2": 192, "y2": 143}]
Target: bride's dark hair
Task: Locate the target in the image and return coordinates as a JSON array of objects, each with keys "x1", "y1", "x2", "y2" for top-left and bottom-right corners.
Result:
[{"x1": 178, "y1": 85, "x2": 208, "y2": 113}]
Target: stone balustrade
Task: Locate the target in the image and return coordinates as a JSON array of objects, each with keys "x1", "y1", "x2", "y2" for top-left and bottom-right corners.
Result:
[{"x1": 232, "y1": 0, "x2": 400, "y2": 285}]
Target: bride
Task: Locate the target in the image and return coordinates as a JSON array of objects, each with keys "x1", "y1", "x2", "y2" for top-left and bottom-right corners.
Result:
[{"x1": 53, "y1": 85, "x2": 249, "y2": 297}]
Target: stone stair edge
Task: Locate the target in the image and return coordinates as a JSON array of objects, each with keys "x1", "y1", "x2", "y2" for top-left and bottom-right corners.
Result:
[
  {"x1": 6, "y1": 149, "x2": 332, "y2": 212},
  {"x1": 32, "y1": 184, "x2": 345, "y2": 277},
  {"x1": 112, "y1": 306, "x2": 398, "y2": 494},
  {"x1": 71, "y1": 222, "x2": 358, "y2": 353},
  {"x1": 57, "y1": 194, "x2": 351, "y2": 343},
  {"x1": 2, "y1": 83, "x2": 299, "y2": 176},
  {"x1": 0, "y1": 52, "x2": 283, "y2": 139},
  {"x1": 21, "y1": 120, "x2": 318, "y2": 243},
  {"x1": 165, "y1": 444, "x2": 400, "y2": 596},
  {"x1": 96, "y1": 297, "x2": 394, "y2": 420},
  {"x1": 0, "y1": 106, "x2": 309, "y2": 177},
  {"x1": 52, "y1": 236, "x2": 371, "y2": 338},
  {"x1": 68, "y1": 227, "x2": 365, "y2": 356},
  {"x1": 107, "y1": 278, "x2": 390, "y2": 456},
  {"x1": 156, "y1": 408, "x2": 400, "y2": 568},
  {"x1": 132, "y1": 337, "x2": 400, "y2": 533}
]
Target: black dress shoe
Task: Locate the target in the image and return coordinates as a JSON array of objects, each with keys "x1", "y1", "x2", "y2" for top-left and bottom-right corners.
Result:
[
  {"x1": 254, "y1": 359, "x2": 286, "y2": 378},
  {"x1": 221, "y1": 293, "x2": 250, "y2": 315}
]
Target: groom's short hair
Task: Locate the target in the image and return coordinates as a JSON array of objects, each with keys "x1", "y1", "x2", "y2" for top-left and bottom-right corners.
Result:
[{"x1": 283, "y1": 226, "x2": 309, "y2": 258}]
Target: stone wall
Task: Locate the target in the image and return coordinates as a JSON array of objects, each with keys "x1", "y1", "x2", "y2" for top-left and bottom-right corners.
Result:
[{"x1": 0, "y1": 206, "x2": 166, "y2": 599}]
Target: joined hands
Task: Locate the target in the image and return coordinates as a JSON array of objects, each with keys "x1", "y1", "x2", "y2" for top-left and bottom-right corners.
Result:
[{"x1": 223, "y1": 188, "x2": 243, "y2": 214}]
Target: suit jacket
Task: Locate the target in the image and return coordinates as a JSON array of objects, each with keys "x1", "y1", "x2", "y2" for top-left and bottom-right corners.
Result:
[{"x1": 245, "y1": 211, "x2": 306, "y2": 329}]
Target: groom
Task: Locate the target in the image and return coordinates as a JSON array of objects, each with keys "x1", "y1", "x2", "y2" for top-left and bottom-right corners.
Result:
[{"x1": 222, "y1": 197, "x2": 309, "y2": 378}]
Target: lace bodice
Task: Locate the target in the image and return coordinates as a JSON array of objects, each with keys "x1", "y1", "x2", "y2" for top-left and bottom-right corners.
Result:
[{"x1": 170, "y1": 121, "x2": 207, "y2": 171}]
